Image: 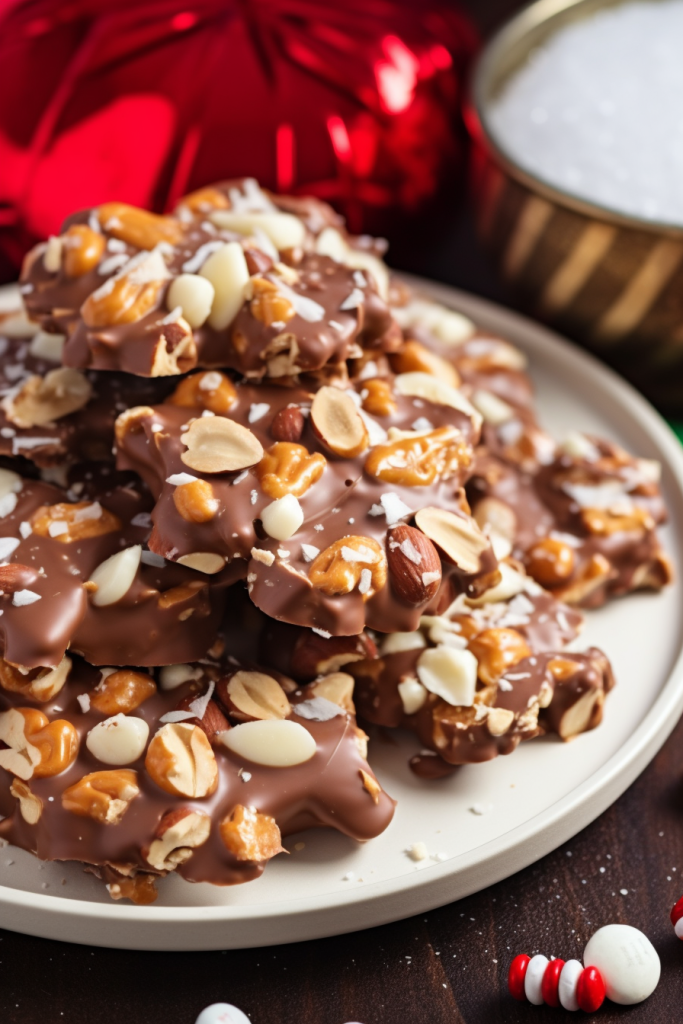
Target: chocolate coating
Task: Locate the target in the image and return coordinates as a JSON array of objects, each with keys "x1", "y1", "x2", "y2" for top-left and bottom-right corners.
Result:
[
  {"x1": 116, "y1": 371, "x2": 499, "y2": 636},
  {"x1": 21, "y1": 180, "x2": 399, "y2": 380},
  {"x1": 0, "y1": 471, "x2": 226, "y2": 668},
  {"x1": 0, "y1": 324, "x2": 171, "y2": 466},
  {"x1": 468, "y1": 436, "x2": 672, "y2": 607},
  {"x1": 0, "y1": 652, "x2": 395, "y2": 899}
]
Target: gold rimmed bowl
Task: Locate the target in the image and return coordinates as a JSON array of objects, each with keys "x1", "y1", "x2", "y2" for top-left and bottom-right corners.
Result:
[{"x1": 466, "y1": 0, "x2": 683, "y2": 412}]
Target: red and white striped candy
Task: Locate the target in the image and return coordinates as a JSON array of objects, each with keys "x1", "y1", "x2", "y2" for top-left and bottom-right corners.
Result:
[
  {"x1": 671, "y1": 895, "x2": 683, "y2": 939},
  {"x1": 508, "y1": 953, "x2": 605, "y2": 1012}
]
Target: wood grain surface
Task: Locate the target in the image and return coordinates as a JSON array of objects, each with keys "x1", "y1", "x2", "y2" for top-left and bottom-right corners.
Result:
[{"x1": 2, "y1": 2, "x2": 682, "y2": 1022}]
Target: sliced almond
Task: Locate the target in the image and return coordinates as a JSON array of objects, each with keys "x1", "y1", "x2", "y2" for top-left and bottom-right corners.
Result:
[
  {"x1": 415, "y1": 507, "x2": 490, "y2": 575},
  {"x1": 198, "y1": 242, "x2": 250, "y2": 330},
  {"x1": 180, "y1": 416, "x2": 263, "y2": 473},
  {"x1": 166, "y1": 273, "x2": 215, "y2": 329},
  {"x1": 0, "y1": 708, "x2": 42, "y2": 780},
  {"x1": 10, "y1": 778, "x2": 43, "y2": 824},
  {"x1": 225, "y1": 671, "x2": 291, "y2": 721},
  {"x1": 465, "y1": 562, "x2": 528, "y2": 606},
  {"x1": 310, "y1": 386, "x2": 368, "y2": 458},
  {"x1": 220, "y1": 719, "x2": 316, "y2": 767},
  {"x1": 176, "y1": 552, "x2": 226, "y2": 575},
  {"x1": 4, "y1": 368, "x2": 92, "y2": 428},
  {"x1": 394, "y1": 372, "x2": 481, "y2": 430},
  {"x1": 88, "y1": 545, "x2": 142, "y2": 607},
  {"x1": 29, "y1": 331, "x2": 66, "y2": 362},
  {"x1": 210, "y1": 210, "x2": 305, "y2": 251}
]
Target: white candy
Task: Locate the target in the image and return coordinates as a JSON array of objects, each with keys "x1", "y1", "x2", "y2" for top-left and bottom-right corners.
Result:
[
  {"x1": 524, "y1": 954, "x2": 548, "y2": 1006},
  {"x1": 558, "y1": 958, "x2": 583, "y2": 1011},
  {"x1": 195, "y1": 1005, "x2": 251, "y2": 1024},
  {"x1": 86, "y1": 714, "x2": 149, "y2": 765},
  {"x1": 583, "y1": 924, "x2": 660, "y2": 1005}
]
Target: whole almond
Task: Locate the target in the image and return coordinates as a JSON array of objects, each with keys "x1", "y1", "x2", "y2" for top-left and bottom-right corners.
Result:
[
  {"x1": 387, "y1": 524, "x2": 442, "y2": 606},
  {"x1": 271, "y1": 406, "x2": 304, "y2": 443},
  {"x1": 0, "y1": 564, "x2": 40, "y2": 594},
  {"x1": 175, "y1": 694, "x2": 229, "y2": 742}
]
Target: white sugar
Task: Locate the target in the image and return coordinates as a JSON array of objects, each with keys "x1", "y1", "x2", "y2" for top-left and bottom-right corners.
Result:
[{"x1": 489, "y1": 1, "x2": 683, "y2": 224}]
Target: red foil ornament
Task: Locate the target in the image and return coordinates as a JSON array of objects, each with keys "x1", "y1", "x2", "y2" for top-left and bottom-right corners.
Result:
[{"x1": 0, "y1": 0, "x2": 477, "y2": 280}]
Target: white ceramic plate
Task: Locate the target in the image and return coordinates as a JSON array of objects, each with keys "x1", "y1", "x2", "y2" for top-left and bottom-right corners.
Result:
[{"x1": 1, "y1": 278, "x2": 683, "y2": 951}]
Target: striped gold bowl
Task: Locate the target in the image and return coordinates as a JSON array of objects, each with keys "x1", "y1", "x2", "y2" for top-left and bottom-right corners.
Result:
[{"x1": 466, "y1": 0, "x2": 683, "y2": 412}]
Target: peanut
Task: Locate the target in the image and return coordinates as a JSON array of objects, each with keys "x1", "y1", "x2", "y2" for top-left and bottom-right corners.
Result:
[
  {"x1": 90, "y1": 670, "x2": 156, "y2": 716},
  {"x1": 219, "y1": 804, "x2": 284, "y2": 862},
  {"x1": 255, "y1": 442, "x2": 326, "y2": 499},
  {"x1": 98, "y1": 202, "x2": 183, "y2": 249},
  {"x1": 173, "y1": 479, "x2": 219, "y2": 523},
  {"x1": 468, "y1": 628, "x2": 531, "y2": 686},
  {"x1": 309, "y1": 536, "x2": 387, "y2": 599},
  {"x1": 63, "y1": 224, "x2": 106, "y2": 277},
  {"x1": 365, "y1": 426, "x2": 471, "y2": 487},
  {"x1": 168, "y1": 371, "x2": 237, "y2": 414},
  {"x1": 62, "y1": 769, "x2": 140, "y2": 824}
]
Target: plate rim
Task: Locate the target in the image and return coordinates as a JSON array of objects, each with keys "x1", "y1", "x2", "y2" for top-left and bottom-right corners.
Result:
[{"x1": 2, "y1": 277, "x2": 683, "y2": 949}]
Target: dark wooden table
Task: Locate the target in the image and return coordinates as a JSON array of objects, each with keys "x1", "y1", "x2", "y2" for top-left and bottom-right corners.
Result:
[{"x1": 3, "y1": 2, "x2": 683, "y2": 1021}]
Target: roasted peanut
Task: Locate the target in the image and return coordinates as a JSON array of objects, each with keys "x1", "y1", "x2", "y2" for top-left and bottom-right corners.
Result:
[
  {"x1": 360, "y1": 378, "x2": 397, "y2": 417},
  {"x1": 173, "y1": 479, "x2": 219, "y2": 523},
  {"x1": 106, "y1": 872, "x2": 158, "y2": 905},
  {"x1": 359, "y1": 768, "x2": 382, "y2": 804},
  {"x1": 90, "y1": 670, "x2": 156, "y2": 716},
  {"x1": 144, "y1": 807, "x2": 211, "y2": 871},
  {"x1": 255, "y1": 442, "x2": 326, "y2": 499},
  {"x1": 527, "y1": 538, "x2": 575, "y2": 587},
  {"x1": 63, "y1": 224, "x2": 106, "y2": 277},
  {"x1": 168, "y1": 371, "x2": 237, "y2": 414},
  {"x1": 0, "y1": 707, "x2": 79, "y2": 779},
  {"x1": 217, "y1": 670, "x2": 291, "y2": 722},
  {"x1": 581, "y1": 506, "x2": 653, "y2": 536},
  {"x1": 468, "y1": 628, "x2": 531, "y2": 686},
  {"x1": 249, "y1": 277, "x2": 295, "y2": 326},
  {"x1": 178, "y1": 186, "x2": 229, "y2": 213},
  {"x1": 4, "y1": 367, "x2": 92, "y2": 429},
  {"x1": 30, "y1": 501, "x2": 121, "y2": 543},
  {"x1": 310, "y1": 386, "x2": 368, "y2": 458},
  {"x1": 219, "y1": 804, "x2": 284, "y2": 862},
  {"x1": 365, "y1": 426, "x2": 471, "y2": 487},
  {"x1": 98, "y1": 202, "x2": 183, "y2": 249},
  {"x1": 145, "y1": 722, "x2": 218, "y2": 798},
  {"x1": 82, "y1": 249, "x2": 169, "y2": 328},
  {"x1": 390, "y1": 340, "x2": 460, "y2": 388},
  {"x1": 0, "y1": 656, "x2": 71, "y2": 703},
  {"x1": 309, "y1": 536, "x2": 387, "y2": 599},
  {"x1": 62, "y1": 769, "x2": 140, "y2": 824},
  {"x1": 180, "y1": 416, "x2": 263, "y2": 474}
]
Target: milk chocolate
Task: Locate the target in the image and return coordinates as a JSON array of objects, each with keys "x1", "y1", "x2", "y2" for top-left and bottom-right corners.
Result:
[
  {"x1": 115, "y1": 370, "x2": 499, "y2": 636},
  {"x1": 0, "y1": 650, "x2": 395, "y2": 901},
  {"x1": 21, "y1": 179, "x2": 398, "y2": 380},
  {"x1": 0, "y1": 317, "x2": 170, "y2": 466},
  {"x1": 468, "y1": 436, "x2": 672, "y2": 607},
  {"x1": 0, "y1": 468, "x2": 227, "y2": 668}
]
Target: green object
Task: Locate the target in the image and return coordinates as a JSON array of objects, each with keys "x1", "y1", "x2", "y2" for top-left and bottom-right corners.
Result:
[{"x1": 669, "y1": 421, "x2": 683, "y2": 445}]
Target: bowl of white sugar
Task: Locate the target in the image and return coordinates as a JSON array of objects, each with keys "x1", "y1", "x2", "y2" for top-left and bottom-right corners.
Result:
[{"x1": 467, "y1": 0, "x2": 683, "y2": 411}]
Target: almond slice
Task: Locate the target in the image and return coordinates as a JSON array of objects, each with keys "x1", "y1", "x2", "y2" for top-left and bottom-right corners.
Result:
[
  {"x1": 414, "y1": 507, "x2": 490, "y2": 575},
  {"x1": 417, "y1": 645, "x2": 477, "y2": 707},
  {"x1": 220, "y1": 719, "x2": 316, "y2": 767},
  {"x1": 209, "y1": 210, "x2": 305, "y2": 251},
  {"x1": 166, "y1": 274, "x2": 215, "y2": 329},
  {"x1": 310, "y1": 386, "x2": 368, "y2": 458},
  {"x1": 180, "y1": 416, "x2": 263, "y2": 473},
  {"x1": 88, "y1": 545, "x2": 142, "y2": 607},
  {"x1": 198, "y1": 242, "x2": 250, "y2": 330},
  {"x1": 394, "y1": 371, "x2": 481, "y2": 430}
]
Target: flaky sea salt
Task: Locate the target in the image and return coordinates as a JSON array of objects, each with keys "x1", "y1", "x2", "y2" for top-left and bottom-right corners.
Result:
[{"x1": 489, "y1": 1, "x2": 683, "y2": 224}]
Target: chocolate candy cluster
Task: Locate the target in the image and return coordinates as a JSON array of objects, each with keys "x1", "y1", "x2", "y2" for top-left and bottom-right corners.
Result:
[{"x1": 0, "y1": 179, "x2": 672, "y2": 901}]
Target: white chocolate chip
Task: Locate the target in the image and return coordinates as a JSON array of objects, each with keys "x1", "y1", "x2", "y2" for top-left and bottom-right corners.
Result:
[
  {"x1": 86, "y1": 714, "x2": 149, "y2": 765},
  {"x1": 417, "y1": 645, "x2": 477, "y2": 707},
  {"x1": 166, "y1": 273, "x2": 215, "y2": 328},
  {"x1": 398, "y1": 678, "x2": 428, "y2": 715},
  {"x1": 261, "y1": 494, "x2": 304, "y2": 541}
]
